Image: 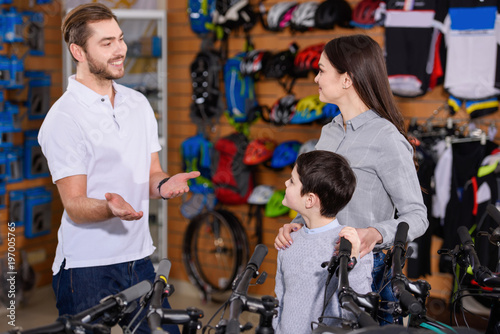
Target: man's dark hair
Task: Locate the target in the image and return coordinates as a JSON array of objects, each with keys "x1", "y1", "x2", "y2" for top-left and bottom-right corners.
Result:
[
  {"x1": 296, "y1": 150, "x2": 356, "y2": 218},
  {"x1": 62, "y1": 3, "x2": 117, "y2": 62}
]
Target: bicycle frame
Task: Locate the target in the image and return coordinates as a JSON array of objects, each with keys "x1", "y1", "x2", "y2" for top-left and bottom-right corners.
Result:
[{"x1": 456, "y1": 224, "x2": 500, "y2": 333}]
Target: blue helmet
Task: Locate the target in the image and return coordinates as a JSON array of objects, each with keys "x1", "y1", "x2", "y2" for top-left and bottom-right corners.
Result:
[{"x1": 269, "y1": 140, "x2": 302, "y2": 169}]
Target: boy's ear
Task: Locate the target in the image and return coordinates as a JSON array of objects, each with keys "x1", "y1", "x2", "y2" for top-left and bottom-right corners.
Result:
[{"x1": 304, "y1": 192, "x2": 318, "y2": 209}]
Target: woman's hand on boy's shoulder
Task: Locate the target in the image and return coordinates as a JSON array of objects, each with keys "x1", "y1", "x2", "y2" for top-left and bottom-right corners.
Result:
[{"x1": 274, "y1": 223, "x2": 303, "y2": 250}]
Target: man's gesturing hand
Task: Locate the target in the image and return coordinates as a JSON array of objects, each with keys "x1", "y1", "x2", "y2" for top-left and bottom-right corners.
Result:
[
  {"x1": 105, "y1": 192, "x2": 143, "y2": 221},
  {"x1": 158, "y1": 171, "x2": 201, "y2": 200}
]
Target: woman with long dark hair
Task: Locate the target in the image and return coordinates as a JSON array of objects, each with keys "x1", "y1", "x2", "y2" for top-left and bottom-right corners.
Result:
[{"x1": 274, "y1": 34, "x2": 428, "y2": 324}]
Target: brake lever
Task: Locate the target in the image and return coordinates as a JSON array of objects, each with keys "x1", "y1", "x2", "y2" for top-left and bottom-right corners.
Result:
[{"x1": 478, "y1": 227, "x2": 500, "y2": 245}]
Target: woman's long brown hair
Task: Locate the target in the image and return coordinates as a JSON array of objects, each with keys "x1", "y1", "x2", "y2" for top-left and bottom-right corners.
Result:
[{"x1": 323, "y1": 34, "x2": 419, "y2": 171}]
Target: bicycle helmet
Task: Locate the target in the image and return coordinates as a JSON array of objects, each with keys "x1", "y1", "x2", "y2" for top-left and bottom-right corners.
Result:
[
  {"x1": 298, "y1": 138, "x2": 318, "y2": 155},
  {"x1": 266, "y1": 1, "x2": 298, "y2": 31},
  {"x1": 262, "y1": 43, "x2": 299, "y2": 79},
  {"x1": 293, "y1": 43, "x2": 324, "y2": 78},
  {"x1": 290, "y1": 1, "x2": 320, "y2": 32},
  {"x1": 290, "y1": 94, "x2": 326, "y2": 124},
  {"x1": 314, "y1": 0, "x2": 353, "y2": 30},
  {"x1": 351, "y1": 0, "x2": 382, "y2": 29},
  {"x1": 270, "y1": 140, "x2": 302, "y2": 169},
  {"x1": 268, "y1": 95, "x2": 298, "y2": 126},
  {"x1": 322, "y1": 103, "x2": 341, "y2": 119},
  {"x1": 240, "y1": 49, "x2": 272, "y2": 79},
  {"x1": 243, "y1": 138, "x2": 278, "y2": 165},
  {"x1": 248, "y1": 184, "x2": 275, "y2": 205},
  {"x1": 265, "y1": 189, "x2": 290, "y2": 217},
  {"x1": 213, "y1": 0, "x2": 258, "y2": 33}
]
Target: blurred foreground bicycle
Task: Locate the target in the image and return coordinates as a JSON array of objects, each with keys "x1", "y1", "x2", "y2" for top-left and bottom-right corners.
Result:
[{"x1": 4, "y1": 259, "x2": 203, "y2": 334}]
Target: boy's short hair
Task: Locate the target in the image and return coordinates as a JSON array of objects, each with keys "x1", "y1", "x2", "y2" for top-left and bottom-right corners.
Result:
[{"x1": 296, "y1": 150, "x2": 356, "y2": 217}]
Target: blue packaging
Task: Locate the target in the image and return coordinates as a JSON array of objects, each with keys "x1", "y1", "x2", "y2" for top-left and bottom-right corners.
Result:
[
  {"x1": 0, "y1": 55, "x2": 11, "y2": 86},
  {"x1": 0, "y1": 101, "x2": 21, "y2": 132},
  {"x1": 0, "y1": 182, "x2": 5, "y2": 209},
  {"x1": 9, "y1": 189, "x2": 24, "y2": 226},
  {"x1": 6, "y1": 146, "x2": 23, "y2": 183},
  {"x1": 24, "y1": 130, "x2": 49, "y2": 179},
  {"x1": 22, "y1": 11, "x2": 45, "y2": 56},
  {"x1": 8, "y1": 55, "x2": 24, "y2": 89},
  {"x1": 3, "y1": 7, "x2": 24, "y2": 43},
  {"x1": 25, "y1": 71, "x2": 51, "y2": 119},
  {"x1": 24, "y1": 186, "x2": 52, "y2": 238},
  {"x1": 0, "y1": 151, "x2": 6, "y2": 179}
]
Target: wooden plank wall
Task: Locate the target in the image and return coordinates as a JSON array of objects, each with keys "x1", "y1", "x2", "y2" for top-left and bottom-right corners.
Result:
[
  {"x1": 1, "y1": 0, "x2": 64, "y2": 288},
  {"x1": 165, "y1": 0, "x2": 500, "y2": 301}
]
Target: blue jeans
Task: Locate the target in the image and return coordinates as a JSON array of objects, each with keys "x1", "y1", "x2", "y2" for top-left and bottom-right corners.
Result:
[
  {"x1": 52, "y1": 257, "x2": 180, "y2": 334},
  {"x1": 371, "y1": 251, "x2": 396, "y2": 325}
]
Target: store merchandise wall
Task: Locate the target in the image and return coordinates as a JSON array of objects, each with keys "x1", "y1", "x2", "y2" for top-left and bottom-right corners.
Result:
[
  {"x1": 164, "y1": 0, "x2": 500, "y2": 301},
  {"x1": 0, "y1": 0, "x2": 64, "y2": 288}
]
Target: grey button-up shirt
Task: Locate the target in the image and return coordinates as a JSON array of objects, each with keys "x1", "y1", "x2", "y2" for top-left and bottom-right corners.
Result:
[{"x1": 295, "y1": 109, "x2": 428, "y2": 251}]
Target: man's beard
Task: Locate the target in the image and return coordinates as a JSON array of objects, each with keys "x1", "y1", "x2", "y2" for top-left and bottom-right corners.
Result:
[{"x1": 87, "y1": 52, "x2": 125, "y2": 81}]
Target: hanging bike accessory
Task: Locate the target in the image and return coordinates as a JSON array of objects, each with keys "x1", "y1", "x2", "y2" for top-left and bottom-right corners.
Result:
[{"x1": 182, "y1": 209, "x2": 249, "y2": 302}]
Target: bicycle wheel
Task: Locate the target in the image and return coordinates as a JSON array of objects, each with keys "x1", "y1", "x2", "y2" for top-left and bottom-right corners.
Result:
[{"x1": 182, "y1": 209, "x2": 249, "y2": 298}]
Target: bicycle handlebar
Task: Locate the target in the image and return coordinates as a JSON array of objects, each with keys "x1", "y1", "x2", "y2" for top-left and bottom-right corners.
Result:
[
  {"x1": 390, "y1": 222, "x2": 423, "y2": 316},
  {"x1": 8, "y1": 280, "x2": 152, "y2": 334},
  {"x1": 75, "y1": 279, "x2": 152, "y2": 324},
  {"x1": 247, "y1": 244, "x2": 268, "y2": 272},
  {"x1": 457, "y1": 226, "x2": 500, "y2": 288},
  {"x1": 148, "y1": 259, "x2": 172, "y2": 334},
  {"x1": 337, "y1": 237, "x2": 379, "y2": 328},
  {"x1": 19, "y1": 316, "x2": 112, "y2": 334},
  {"x1": 394, "y1": 221, "x2": 409, "y2": 248},
  {"x1": 225, "y1": 244, "x2": 272, "y2": 334}
]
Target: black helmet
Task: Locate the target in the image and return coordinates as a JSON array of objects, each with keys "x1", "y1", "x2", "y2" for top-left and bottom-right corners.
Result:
[
  {"x1": 262, "y1": 43, "x2": 298, "y2": 79},
  {"x1": 315, "y1": 0, "x2": 353, "y2": 30}
]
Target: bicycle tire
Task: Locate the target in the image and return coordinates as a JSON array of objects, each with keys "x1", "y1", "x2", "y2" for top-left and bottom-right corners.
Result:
[{"x1": 182, "y1": 209, "x2": 249, "y2": 298}]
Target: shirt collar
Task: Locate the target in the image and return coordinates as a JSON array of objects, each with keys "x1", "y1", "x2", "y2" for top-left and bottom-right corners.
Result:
[
  {"x1": 303, "y1": 218, "x2": 340, "y2": 234},
  {"x1": 66, "y1": 75, "x2": 126, "y2": 107},
  {"x1": 334, "y1": 109, "x2": 380, "y2": 131}
]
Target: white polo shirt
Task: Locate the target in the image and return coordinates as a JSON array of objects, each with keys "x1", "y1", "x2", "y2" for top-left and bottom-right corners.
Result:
[{"x1": 38, "y1": 75, "x2": 160, "y2": 274}]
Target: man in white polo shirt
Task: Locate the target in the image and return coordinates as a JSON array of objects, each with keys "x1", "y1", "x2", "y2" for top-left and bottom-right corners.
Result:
[{"x1": 38, "y1": 3, "x2": 197, "y2": 333}]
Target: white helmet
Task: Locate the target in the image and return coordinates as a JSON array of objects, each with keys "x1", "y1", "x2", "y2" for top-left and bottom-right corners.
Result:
[
  {"x1": 248, "y1": 185, "x2": 275, "y2": 205},
  {"x1": 298, "y1": 138, "x2": 318, "y2": 155},
  {"x1": 291, "y1": 1, "x2": 320, "y2": 31},
  {"x1": 267, "y1": 1, "x2": 298, "y2": 31}
]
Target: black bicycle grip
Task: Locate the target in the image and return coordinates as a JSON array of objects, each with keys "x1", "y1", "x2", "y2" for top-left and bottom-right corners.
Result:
[
  {"x1": 154, "y1": 259, "x2": 172, "y2": 283},
  {"x1": 339, "y1": 237, "x2": 352, "y2": 256},
  {"x1": 248, "y1": 244, "x2": 268, "y2": 270},
  {"x1": 117, "y1": 279, "x2": 153, "y2": 304},
  {"x1": 19, "y1": 321, "x2": 65, "y2": 334},
  {"x1": 487, "y1": 203, "x2": 500, "y2": 227},
  {"x1": 398, "y1": 289, "x2": 423, "y2": 315},
  {"x1": 357, "y1": 311, "x2": 379, "y2": 328},
  {"x1": 458, "y1": 226, "x2": 473, "y2": 247},
  {"x1": 394, "y1": 222, "x2": 409, "y2": 247},
  {"x1": 76, "y1": 280, "x2": 152, "y2": 323}
]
